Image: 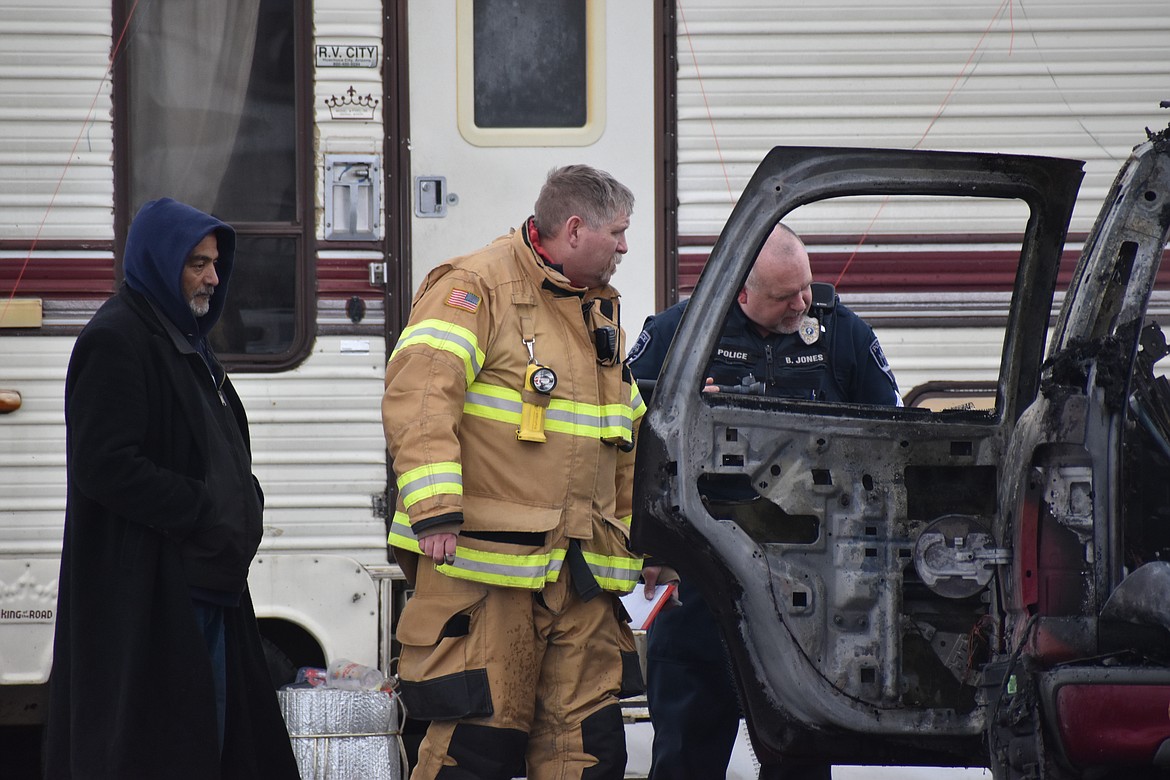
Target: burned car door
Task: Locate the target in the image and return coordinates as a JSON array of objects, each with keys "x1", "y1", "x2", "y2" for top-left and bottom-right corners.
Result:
[
  {"x1": 631, "y1": 145, "x2": 1086, "y2": 769},
  {"x1": 632, "y1": 130, "x2": 1170, "y2": 777}
]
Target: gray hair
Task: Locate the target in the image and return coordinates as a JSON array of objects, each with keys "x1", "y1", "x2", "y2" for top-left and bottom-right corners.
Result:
[{"x1": 533, "y1": 164, "x2": 634, "y2": 238}]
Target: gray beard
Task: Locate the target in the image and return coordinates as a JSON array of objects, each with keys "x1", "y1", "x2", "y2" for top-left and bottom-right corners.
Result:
[{"x1": 189, "y1": 297, "x2": 211, "y2": 318}]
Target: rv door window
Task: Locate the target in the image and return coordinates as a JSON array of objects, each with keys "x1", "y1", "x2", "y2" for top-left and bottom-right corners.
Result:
[{"x1": 118, "y1": 0, "x2": 310, "y2": 367}]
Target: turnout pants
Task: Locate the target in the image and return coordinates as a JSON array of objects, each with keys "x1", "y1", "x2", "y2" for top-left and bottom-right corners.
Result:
[{"x1": 396, "y1": 554, "x2": 639, "y2": 780}]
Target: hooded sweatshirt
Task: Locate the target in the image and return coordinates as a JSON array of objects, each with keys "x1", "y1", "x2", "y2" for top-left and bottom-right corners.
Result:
[{"x1": 124, "y1": 197, "x2": 236, "y2": 379}]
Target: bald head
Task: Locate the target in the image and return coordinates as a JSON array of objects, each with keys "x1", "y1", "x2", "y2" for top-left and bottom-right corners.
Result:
[{"x1": 738, "y1": 224, "x2": 813, "y2": 336}]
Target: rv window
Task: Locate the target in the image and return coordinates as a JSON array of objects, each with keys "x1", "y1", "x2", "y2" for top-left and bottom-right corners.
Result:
[
  {"x1": 118, "y1": 0, "x2": 310, "y2": 368},
  {"x1": 456, "y1": 0, "x2": 605, "y2": 146},
  {"x1": 473, "y1": 0, "x2": 585, "y2": 128},
  {"x1": 208, "y1": 236, "x2": 297, "y2": 356}
]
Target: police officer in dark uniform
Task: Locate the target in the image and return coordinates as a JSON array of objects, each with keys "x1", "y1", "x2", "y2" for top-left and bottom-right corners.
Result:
[{"x1": 628, "y1": 223, "x2": 901, "y2": 780}]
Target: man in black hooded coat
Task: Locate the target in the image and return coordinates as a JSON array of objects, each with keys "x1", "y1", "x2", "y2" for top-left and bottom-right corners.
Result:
[{"x1": 44, "y1": 198, "x2": 300, "y2": 779}]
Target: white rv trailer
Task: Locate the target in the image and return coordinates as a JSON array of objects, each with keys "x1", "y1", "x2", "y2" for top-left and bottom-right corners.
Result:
[
  {"x1": 0, "y1": 0, "x2": 660, "y2": 735},
  {"x1": 1, "y1": 0, "x2": 1169, "y2": 756}
]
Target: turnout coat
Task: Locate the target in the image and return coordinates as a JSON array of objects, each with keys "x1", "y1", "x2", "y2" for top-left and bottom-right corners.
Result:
[
  {"x1": 45, "y1": 199, "x2": 298, "y2": 779},
  {"x1": 383, "y1": 221, "x2": 644, "y2": 593}
]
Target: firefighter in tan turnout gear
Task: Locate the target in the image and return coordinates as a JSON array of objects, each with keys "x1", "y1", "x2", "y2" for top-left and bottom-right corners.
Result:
[{"x1": 382, "y1": 165, "x2": 645, "y2": 779}]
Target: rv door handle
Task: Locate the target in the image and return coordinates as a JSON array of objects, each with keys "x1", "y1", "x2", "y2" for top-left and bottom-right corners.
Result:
[{"x1": 415, "y1": 176, "x2": 449, "y2": 218}]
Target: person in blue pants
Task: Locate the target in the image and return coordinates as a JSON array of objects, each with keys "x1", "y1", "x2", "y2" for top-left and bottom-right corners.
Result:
[{"x1": 628, "y1": 223, "x2": 901, "y2": 779}]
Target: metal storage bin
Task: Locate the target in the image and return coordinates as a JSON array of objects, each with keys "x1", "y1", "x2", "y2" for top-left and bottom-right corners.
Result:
[{"x1": 278, "y1": 688, "x2": 405, "y2": 779}]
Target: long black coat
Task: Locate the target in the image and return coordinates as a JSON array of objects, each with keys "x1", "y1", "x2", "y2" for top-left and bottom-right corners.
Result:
[{"x1": 44, "y1": 286, "x2": 299, "y2": 779}]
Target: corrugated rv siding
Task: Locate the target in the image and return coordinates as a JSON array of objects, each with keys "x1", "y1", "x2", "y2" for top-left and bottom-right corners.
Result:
[
  {"x1": 234, "y1": 337, "x2": 390, "y2": 565},
  {"x1": 0, "y1": 337, "x2": 71, "y2": 555},
  {"x1": 0, "y1": 2, "x2": 114, "y2": 242},
  {"x1": 0, "y1": 334, "x2": 391, "y2": 565},
  {"x1": 675, "y1": 0, "x2": 1170, "y2": 261},
  {"x1": 672, "y1": 0, "x2": 1170, "y2": 394}
]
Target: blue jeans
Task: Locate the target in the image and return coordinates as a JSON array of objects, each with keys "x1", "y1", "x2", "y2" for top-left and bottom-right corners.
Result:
[{"x1": 191, "y1": 600, "x2": 227, "y2": 753}]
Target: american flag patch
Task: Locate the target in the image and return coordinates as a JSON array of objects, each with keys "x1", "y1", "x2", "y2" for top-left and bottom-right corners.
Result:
[{"x1": 445, "y1": 288, "x2": 481, "y2": 313}]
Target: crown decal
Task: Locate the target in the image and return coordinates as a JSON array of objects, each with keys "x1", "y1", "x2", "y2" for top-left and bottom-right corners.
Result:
[{"x1": 325, "y1": 87, "x2": 380, "y2": 120}]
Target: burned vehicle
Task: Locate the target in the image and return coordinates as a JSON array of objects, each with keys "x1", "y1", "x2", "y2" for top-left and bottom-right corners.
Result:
[{"x1": 631, "y1": 126, "x2": 1170, "y2": 778}]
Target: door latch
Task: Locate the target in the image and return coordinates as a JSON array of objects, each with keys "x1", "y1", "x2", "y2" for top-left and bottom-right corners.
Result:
[{"x1": 415, "y1": 176, "x2": 450, "y2": 218}]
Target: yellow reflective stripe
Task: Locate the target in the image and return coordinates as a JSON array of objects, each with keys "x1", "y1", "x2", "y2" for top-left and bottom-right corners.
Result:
[
  {"x1": 615, "y1": 513, "x2": 632, "y2": 530},
  {"x1": 388, "y1": 512, "x2": 636, "y2": 592},
  {"x1": 387, "y1": 512, "x2": 567, "y2": 589},
  {"x1": 444, "y1": 546, "x2": 566, "y2": 589},
  {"x1": 582, "y1": 550, "x2": 642, "y2": 591},
  {"x1": 546, "y1": 400, "x2": 633, "y2": 440},
  {"x1": 629, "y1": 382, "x2": 646, "y2": 419},
  {"x1": 463, "y1": 382, "x2": 634, "y2": 441},
  {"x1": 397, "y1": 461, "x2": 462, "y2": 510},
  {"x1": 391, "y1": 319, "x2": 485, "y2": 386},
  {"x1": 388, "y1": 512, "x2": 422, "y2": 552}
]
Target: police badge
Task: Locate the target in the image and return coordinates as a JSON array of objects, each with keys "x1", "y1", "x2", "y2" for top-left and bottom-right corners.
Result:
[{"x1": 799, "y1": 316, "x2": 820, "y2": 345}]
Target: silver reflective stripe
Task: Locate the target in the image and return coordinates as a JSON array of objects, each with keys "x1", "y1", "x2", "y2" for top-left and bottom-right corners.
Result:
[
  {"x1": 400, "y1": 467, "x2": 462, "y2": 495},
  {"x1": 398, "y1": 464, "x2": 463, "y2": 509},
  {"x1": 465, "y1": 388, "x2": 521, "y2": 415},
  {"x1": 392, "y1": 320, "x2": 484, "y2": 382},
  {"x1": 583, "y1": 552, "x2": 642, "y2": 590}
]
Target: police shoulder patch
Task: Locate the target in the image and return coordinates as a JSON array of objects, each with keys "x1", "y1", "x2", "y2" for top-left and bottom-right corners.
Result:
[
  {"x1": 870, "y1": 337, "x2": 899, "y2": 391},
  {"x1": 627, "y1": 329, "x2": 651, "y2": 364},
  {"x1": 869, "y1": 338, "x2": 890, "y2": 371}
]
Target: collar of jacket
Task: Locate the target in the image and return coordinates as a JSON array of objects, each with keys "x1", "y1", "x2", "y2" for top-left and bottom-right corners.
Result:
[
  {"x1": 515, "y1": 218, "x2": 620, "y2": 303},
  {"x1": 124, "y1": 285, "x2": 226, "y2": 386}
]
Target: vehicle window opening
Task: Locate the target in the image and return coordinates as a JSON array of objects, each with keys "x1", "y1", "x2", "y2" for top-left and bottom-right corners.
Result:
[{"x1": 695, "y1": 198, "x2": 1040, "y2": 420}]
